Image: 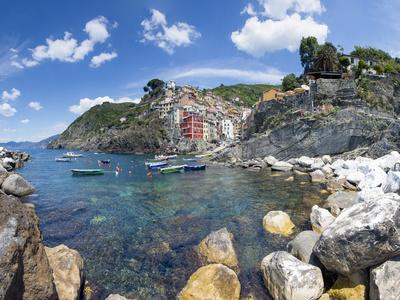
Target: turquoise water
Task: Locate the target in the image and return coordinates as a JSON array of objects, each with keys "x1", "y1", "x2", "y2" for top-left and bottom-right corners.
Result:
[{"x1": 19, "y1": 149, "x2": 325, "y2": 299}]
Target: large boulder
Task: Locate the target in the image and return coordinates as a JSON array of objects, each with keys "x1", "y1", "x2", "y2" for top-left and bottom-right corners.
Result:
[
  {"x1": 358, "y1": 167, "x2": 387, "y2": 190},
  {"x1": 264, "y1": 155, "x2": 278, "y2": 166},
  {"x1": 346, "y1": 171, "x2": 365, "y2": 185},
  {"x1": 263, "y1": 211, "x2": 295, "y2": 236},
  {"x1": 310, "y1": 170, "x2": 325, "y2": 183},
  {"x1": 369, "y1": 256, "x2": 400, "y2": 300},
  {"x1": 322, "y1": 155, "x2": 332, "y2": 164},
  {"x1": 310, "y1": 205, "x2": 335, "y2": 234},
  {"x1": 0, "y1": 194, "x2": 57, "y2": 300},
  {"x1": 105, "y1": 295, "x2": 132, "y2": 300},
  {"x1": 271, "y1": 161, "x2": 293, "y2": 172},
  {"x1": 323, "y1": 191, "x2": 358, "y2": 213},
  {"x1": 261, "y1": 251, "x2": 324, "y2": 300},
  {"x1": 0, "y1": 164, "x2": 8, "y2": 185},
  {"x1": 314, "y1": 197, "x2": 400, "y2": 275},
  {"x1": 287, "y1": 231, "x2": 320, "y2": 264},
  {"x1": 382, "y1": 171, "x2": 400, "y2": 193},
  {"x1": 198, "y1": 228, "x2": 238, "y2": 269},
  {"x1": 45, "y1": 244, "x2": 84, "y2": 300},
  {"x1": 1, "y1": 173, "x2": 35, "y2": 197},
  {"x1": 374, "y1": 152, "x2": 400, "y2": 170},
  {"x1": 179, "y1": 264, "x2": 240, "y2": 300},
  {"x1": 298, "y1": 156, "x2": 314, "y2": 168}
]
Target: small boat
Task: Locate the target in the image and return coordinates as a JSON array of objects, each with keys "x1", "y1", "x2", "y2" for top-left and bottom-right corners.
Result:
[
  {"x1": 183, "y1": 158, "x2": 197, "y2": 162},
  {"x1": 195, "y1": 153, "x2": 212, "y2": 158},
  {"x1": 155, "y1": 154, "x2": 177, "y2": 160},
  {"x1": 98, "y1": 159, "x2": 111, "y2": 164},
  {"x1": 184, "y1": 164, "x2": 206, "y2": 171},
  {"x1": 71, "y1": 169, "x2": 104, "y2": 176},
  {"x1": 55, "y1": 157, "x2": 72, "y2": 162},
  {"x1": 159, "y1": 165, "x2": 187, "y2": 174},
  {"x1": 63, "y1": 152, "x2": 83, "y2": 158},
  {"x1": 146, "y1": 161, "x2": 168, "y2": 169}
]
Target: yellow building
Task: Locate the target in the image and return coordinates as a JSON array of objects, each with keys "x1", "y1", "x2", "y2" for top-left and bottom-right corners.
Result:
[{"x1": 262, "y1": 88, "x2": 284, "y2": 102}]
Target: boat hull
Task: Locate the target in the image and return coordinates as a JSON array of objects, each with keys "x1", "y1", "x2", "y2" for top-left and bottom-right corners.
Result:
[
  {"x1": 71, "y1": 169, "x2": 104, "y2": 176},
  {"x1": 184, "y1": 165, "x2": 206, "y2": 171},
  {"x1": 159, "y1": 165, "x2": 186, "y2": 174}
]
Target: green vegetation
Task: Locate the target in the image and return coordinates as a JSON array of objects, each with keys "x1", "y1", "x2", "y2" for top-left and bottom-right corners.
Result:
[
  {"x1": 281, "y1": 73, "x2": 304, "y2": 91},
  {"x1": 313, "y1": 43, "x2": 341, "y2": 72},
  {"x1": 143, "y1": 78, "x2": 165, "y2": 102},
  {"x1": 357, "y1": 78, "x2": 393, "y2": 112},
  {"x1": 209, "y1": 83, "x2": 280, "y2": 106},
  {"x1": 90, "y1": 215, "x2": 106, "y2": 225},
  {"x1": 351, "y1": 47, "x2": 392, "y2": 62},
  {"x1": 299, "y1": 36, "x2": 320, "y2": 72}
]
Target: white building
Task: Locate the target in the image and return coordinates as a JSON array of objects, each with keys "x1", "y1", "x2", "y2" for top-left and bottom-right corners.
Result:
[{"x1": 222, "y1": 119, "x2": 234, "y2": 141}]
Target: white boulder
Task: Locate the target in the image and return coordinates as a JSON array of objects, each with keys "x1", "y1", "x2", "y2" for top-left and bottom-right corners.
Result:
[
  {"x1": 382, "y1": 171, "x2": 400, "y2": 193},
  {"x1": 271, "y1": 161, "x2": 293, "y2": 172},
  {"x1": 370, "y1": 257, "x2": 400, "y2": 300},
  {"x1": 261, "y1": 251, "x2": 324, "y2": 300},
  {"x1": 298, "y1": 156, "x2": 314, "y2": 168},
  {"x1": 322, "y1": 155, "x2": 332, "y2": 164},
  {"x1": 310, "y1": 205, "x2": 335, "y2": 234},
  {"x1": 264, "y1": 155, "x2": 278, "y2": 166},
  {"x1": 1, "y1": 174, "x2": 35, "y2": 197},
  {"x1": 346, "y1": 171, "x2": 365, "y2": 185}
]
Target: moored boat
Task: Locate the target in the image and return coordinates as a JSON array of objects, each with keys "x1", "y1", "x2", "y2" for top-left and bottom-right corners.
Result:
[
  {"x1": 55, "y1": 157, "x2": 72, "y2": 162},
  {"x1": 71, "y1": 169, "x2": 104, "y2": 176},
  {"x1": 98, "y1": 159, "x2": 111, "y2": 164},
  {"x1": 155, "y1": 154, "x2": 177, "y2": 160},
  {"x1": 184, "y1": 164, "x2": 206, "y2": 171},
  {"x1": 63, "y1": 152, "x2": 83, "y2": 158},
  {"x1": 183, "y1": 158, "x2": 197, "y2": 162},
  {"x1": 146, "y1": 161, "x2": 168, "y2": 169},
  {"x1": 159, "y1": 165, "x2": 186, "y2": 174}
]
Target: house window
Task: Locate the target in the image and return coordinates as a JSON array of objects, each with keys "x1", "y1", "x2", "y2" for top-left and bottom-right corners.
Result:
[{"x1": 351, "y1": 57, "x2": 354, "y2": 64}]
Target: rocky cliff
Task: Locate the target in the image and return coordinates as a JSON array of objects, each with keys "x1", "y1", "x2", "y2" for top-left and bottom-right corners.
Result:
[
  {"x1": 218, "y1": 77, "x2": 400, "y2": 162},
  {"x1": 48, "y1": 102, "x2": 170, "y2": 153}
]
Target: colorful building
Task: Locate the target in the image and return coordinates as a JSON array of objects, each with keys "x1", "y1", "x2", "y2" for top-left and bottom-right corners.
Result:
[
  {"x1": 181, "y1": 111, "x2": 205, "y2": 140},
  {"x1": 222, "y1": 119, "x2": 234, "y2": 141}
]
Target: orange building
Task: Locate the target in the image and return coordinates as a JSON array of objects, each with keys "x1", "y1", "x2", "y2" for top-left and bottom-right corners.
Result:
[{"x1": 262, "y1": 88, "x2": 285, "y2": 102}]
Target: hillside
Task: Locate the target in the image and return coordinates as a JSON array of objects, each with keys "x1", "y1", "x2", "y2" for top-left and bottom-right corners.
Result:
[
  {"x1": 48, "y1": 102, "x2": 170, "y2": 153},
  {"x1": 209, "y1": 83, "x2": 280, "y2": 106},
  {"x1": 0, "y1": 135, "x2": 59, "y2": 149}
]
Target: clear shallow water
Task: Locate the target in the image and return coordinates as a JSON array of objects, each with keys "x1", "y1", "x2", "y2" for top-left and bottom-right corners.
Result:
[{"x1": 19, "y1": 149, "x2": 325, "y2": 299}]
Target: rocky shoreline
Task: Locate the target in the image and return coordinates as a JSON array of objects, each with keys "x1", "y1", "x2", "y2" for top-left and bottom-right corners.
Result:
[{"x1": 1, "y1": 147, "x2": 400, "y2": 299}]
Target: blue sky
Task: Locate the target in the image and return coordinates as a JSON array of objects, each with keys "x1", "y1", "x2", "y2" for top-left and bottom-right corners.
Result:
[{"x1": 0, "y1": 0, "x2": 399, "y2": 142}]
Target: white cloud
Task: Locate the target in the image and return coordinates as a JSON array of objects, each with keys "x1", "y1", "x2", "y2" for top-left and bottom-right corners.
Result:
[
  {"x1": 141, "y1": 9, "x2": 201, "y2": 54},
  {"x1": 258, "y1": 0, "x2": 325, "y2": 19},
  {"x1": 21, "y1": 119, "x2": 30, "y2": 124},
  {"x1": 69, "y1": 96, "x2": 140, "y2": 115},
  {"x1": 170, "y1": 67, "x2": 283, "y2": 84},
  {"x1": 2, "y1": 88, "x2": 21, "y2": 101},
  {"x1": 17, "y1": 16, "x2": 111, "y2": 68},
  {"x1": 0, "y1": 103, "x2": 17, "y2": 117},
  {"x1": 90, "y1": 51, "x2": 118, "y2": 68},
  {"x1": 241, "y1": 3, "x2": 257, "y2": 16},
  {"x1": 28, "y1": 101, "x2": 43, "y2": 111},
  {"x1": 232, "y1": 13, "x2": 328, "y2": 57}
]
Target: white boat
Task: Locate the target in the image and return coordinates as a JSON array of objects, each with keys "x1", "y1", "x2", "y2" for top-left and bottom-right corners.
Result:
[
  {"x1": 155, "y1": 154, "x2": 177, "y2": 160},
  {"x1": 63, "y1": 152, "x2": 83, "y2": 158},
  {"x1": 55, "y1": 157, "x2": 72, "y2": 162}
]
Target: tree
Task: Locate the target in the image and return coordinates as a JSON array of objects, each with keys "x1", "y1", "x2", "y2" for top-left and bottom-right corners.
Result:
[
  {"x1": 356, "y1": 60, "x2": 369, "y2": 77},
  {"x1": 313, "y1": 43, "x2": 340, "y2": 72},
  {"x1": 373, "y1": 64, "x2": 384, "y2": 75},
  {"x1": 282, "y1": 73, "x2": 300, "y2": 91},
  {"x1": 299, "y1": 36, "x2": 320, "y2": 72},
  {"x1": 351, "y1": 47, "x2": 392, "y2": 62},
  {"x1": 339, "y1": 56, "x2": 350, "y2": 70}
]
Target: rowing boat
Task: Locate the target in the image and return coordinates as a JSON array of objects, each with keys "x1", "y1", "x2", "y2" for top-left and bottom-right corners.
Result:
[
  {"x1": 146, "y1": 161, "x2": 168, "y2": 169},
  {"x1": 98, "y1": 159, "x2": 111, "y2": 164},
  {"x1": 55, "y1": 157, "x2": 72, "y2": 162},
  {"x1": 71, "y1": 169, "x2": 104, "y2": 176},
  {"x1": 184, "y1": 164, "x2": 206, "y2": 171},
  {"x1": 159, "y1": 165, "x2": 186, "y2": 174},
  {"x1": 63, "y1": 152, "x2": 83, "y2": 158}
]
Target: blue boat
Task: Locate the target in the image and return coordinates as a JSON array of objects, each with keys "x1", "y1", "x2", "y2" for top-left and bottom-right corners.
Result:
[
  {"x1": 184, "y1": 164, "x2": 206, "y2": 171},
  {"x1": 146, "y1": 161, "x2": 168, "y2": 169}
]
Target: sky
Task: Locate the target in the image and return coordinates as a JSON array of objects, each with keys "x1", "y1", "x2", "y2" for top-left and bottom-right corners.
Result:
[{"x1": 0, "y1": 0, "x2": 399, "y2": 142}]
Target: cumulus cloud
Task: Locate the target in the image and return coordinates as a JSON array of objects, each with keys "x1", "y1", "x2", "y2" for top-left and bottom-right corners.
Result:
[
  {"x1": 14, "y1": 16, "x2": 112, "y2": 68},
  {"x1": 69, "y1": 96, "x2": 141, "y2": 115},
  {"x1": 241, "y1": 3, "x2": 257, "y2": 16},
  {"x1": 90, "y1": 51, "x2": 118, "y2": 68},
  {"x1": 21, "y1": 119, "x2": 30, "y2": 124},
  {"x1": 0, "y1": 103, "x2": 17, "y2": 117},
  {"x1": 28, "y1": 101, "x2": 43, "y2": 111},
  {"x1": 141, "y1": 9, "x2": 201, "y2": 54},
  {"x1": 232, "y1": 0, "x2": 327, "y2": 57},
  {"x1": 2, "y1": 88, "x2": 21, "y2": 101}
]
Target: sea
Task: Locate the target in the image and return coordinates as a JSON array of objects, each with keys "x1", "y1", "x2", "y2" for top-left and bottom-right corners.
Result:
[{"x1": 18, "y1": 149, "x2": 325, "y2": 299}]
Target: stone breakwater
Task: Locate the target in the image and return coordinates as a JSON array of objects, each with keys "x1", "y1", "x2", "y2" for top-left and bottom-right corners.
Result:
[
  {"x1": 0, "y1": 148, "x2": 131, "y2": 300},
  {"x1": 183, "y1": 151, "x2": 400, "y2": 299}
]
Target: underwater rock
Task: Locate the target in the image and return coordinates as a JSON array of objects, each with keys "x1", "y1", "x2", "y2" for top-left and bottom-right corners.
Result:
[
  {"x1": 45, "y1": 244, "x2": 84, "y2": 300},
  {"x1": 198, "y1": 227, "x2": 238, "y2": 269},
  {"x1": 263, "y1": 211, "x2": 295, "y2": 236},
  {"x1": 179, "y1": 263, "x2": 240, "y2": 300}
]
